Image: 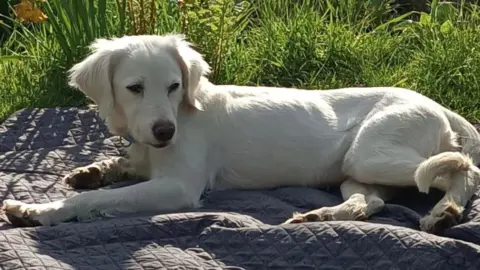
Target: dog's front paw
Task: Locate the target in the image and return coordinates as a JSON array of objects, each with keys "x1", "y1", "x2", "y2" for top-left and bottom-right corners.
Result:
[
  {"x1": 420, "y1": 202, "x2": 463, "y2": 234},
  {"x1": 63, "y1": 165, "x2": 104, "y2": 189},
  {"x1": 1, "y1": 199, "x2": 60, "y2": 227}
]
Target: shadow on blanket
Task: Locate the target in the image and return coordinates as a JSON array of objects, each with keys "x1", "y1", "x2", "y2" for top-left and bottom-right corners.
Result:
[{"x1": 2, "y1": 184, "x2": 480, "y2": 269}]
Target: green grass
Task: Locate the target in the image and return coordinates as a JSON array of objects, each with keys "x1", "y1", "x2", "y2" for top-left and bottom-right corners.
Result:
[{"x1": 0, "y1": 0, "x2": 479, "y2": 122}]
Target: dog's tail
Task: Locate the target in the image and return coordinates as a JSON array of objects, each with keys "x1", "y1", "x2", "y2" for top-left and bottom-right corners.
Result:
[
  {"x1": 443, "y1": 108, "x2": 480, "y2": 162},
  {"x1": 414, "y1": 152, "x2": 473, "y2": 193}
]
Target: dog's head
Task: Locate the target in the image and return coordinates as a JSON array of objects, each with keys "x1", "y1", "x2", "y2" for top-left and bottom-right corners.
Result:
[{"x1": 68, "y1": 34, "x2": 210, "y2": 148}]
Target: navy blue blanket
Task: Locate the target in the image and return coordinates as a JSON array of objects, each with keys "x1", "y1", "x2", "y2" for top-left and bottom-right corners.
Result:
[{"x1": 0, "y1": 107, "x2": 479, "y2": 269}]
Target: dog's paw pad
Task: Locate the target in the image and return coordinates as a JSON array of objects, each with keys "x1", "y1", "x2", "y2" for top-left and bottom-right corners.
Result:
[
  {"x1": 420, "y1": 202, "x2": 463, "y2": 234},
  {"x1": 352, "y1": 211, "x2": 368, "y2": 221},
  {"x1": 63, "y1": 165, "x2": 104, "y2": 189},
  {"x1": 283, "y1": 212, "x2": 308, "y2": 224},
  {"x1": 1, "y1": 200, "x2": 42, "y2": 227},
  {"x1": 283, "y1": 209, "x2": 335, "y2": 224}
]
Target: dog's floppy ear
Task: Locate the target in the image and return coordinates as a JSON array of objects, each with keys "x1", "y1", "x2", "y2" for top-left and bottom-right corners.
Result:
[
  {"x1": 171, "y1": 34, "x2": 211, "y2": 111},
  {"x1": 67, "y1": 38, "x2": 126, "y2": 119}
]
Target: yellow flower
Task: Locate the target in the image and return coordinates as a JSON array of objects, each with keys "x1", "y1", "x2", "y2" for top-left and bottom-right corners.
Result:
[
  {"x1": 30, "y1": 7, "x2": 48, "y2": 23},
  {"x1": 14, "y1": 0, "x2": 33, "y2": 22},
  {"x1": 14, "y1": 0, "x2": 48, "y2": 23}
]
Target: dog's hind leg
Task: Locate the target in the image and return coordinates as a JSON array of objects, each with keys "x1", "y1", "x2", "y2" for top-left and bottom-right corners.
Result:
[
  {"x1": 283, "y1": 179, "x2": 392, "y2": 224},
  {"x1": 341, "y1": 104, "x2": 478, "y2": 233},
  {"x1": 416, "y1": 152, "x2": 480, "y2": 234},
  {"x1": 63, "y1": 157, "x2": 139, "y2": 189}
]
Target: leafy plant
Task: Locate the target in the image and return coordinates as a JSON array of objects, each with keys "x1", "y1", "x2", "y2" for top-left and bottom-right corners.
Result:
[{"x1": 179, "y1": 0, "x2": 254, "y2": 82}]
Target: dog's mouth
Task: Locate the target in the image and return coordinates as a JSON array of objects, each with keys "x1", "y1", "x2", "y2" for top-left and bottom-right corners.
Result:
[{"x1": 150, "y1": 142, "x2": 170, "y2": 149}]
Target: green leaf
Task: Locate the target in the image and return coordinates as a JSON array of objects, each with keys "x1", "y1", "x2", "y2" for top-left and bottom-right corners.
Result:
[
  {"x1": 430, "y1": 0, "x2": 439, "y2": 22},
  {"x1": 0, "y1": 55, "x2": 35, "y2": 62},
  {"x1": 440, "y1": 19, "x2": 454, "y2": 34},
  {"x1": 420, "y1": 13, "x2": 431, "y2": 26},
  {"x1": 373, "y1": 11, "x2": 417, "y2": 32}
]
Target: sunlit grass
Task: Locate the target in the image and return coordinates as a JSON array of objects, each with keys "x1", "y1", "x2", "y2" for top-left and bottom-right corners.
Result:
[{"x1": 0, "y1": 0, "x2": 479, "y2": 121}]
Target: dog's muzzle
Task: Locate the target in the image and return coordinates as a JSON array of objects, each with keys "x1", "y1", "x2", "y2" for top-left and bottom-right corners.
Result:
[{"x1": 151, "y1": 121, "x2": 175, "y2": 144}]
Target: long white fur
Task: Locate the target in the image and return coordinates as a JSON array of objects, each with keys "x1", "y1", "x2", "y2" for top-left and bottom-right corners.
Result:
[{"x1": 2, "y1": 34, "x2": 480, "y2": 231}]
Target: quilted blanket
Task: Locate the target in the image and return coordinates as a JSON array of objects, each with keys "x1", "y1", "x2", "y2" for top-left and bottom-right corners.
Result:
[{"x1": 0, "y1": 107, "x2": 480, "y2": 270}]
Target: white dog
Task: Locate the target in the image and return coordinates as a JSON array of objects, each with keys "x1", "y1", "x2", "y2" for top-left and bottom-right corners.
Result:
[{"x1": 2, "y1": 34, "x2": 480, "y2": 234}]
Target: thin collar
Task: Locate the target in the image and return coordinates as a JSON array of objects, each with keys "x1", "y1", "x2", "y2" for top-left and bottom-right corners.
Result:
[{"x1": 121, "y1": 135, "x2": 136, "y2": 147}]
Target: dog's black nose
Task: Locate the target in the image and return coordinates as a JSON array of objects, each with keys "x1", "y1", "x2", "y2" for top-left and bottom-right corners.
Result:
[{"x1": 152, "y1": 121, "x2": 175, "y2": 142}]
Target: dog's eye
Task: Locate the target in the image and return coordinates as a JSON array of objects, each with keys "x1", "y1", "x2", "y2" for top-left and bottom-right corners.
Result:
[
  {"x1": 168, "y1": 83, "x2": 180, "y2": 94},
  {"x1": 126, "y1": 84, "x2": 143, "y2": 94}
]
